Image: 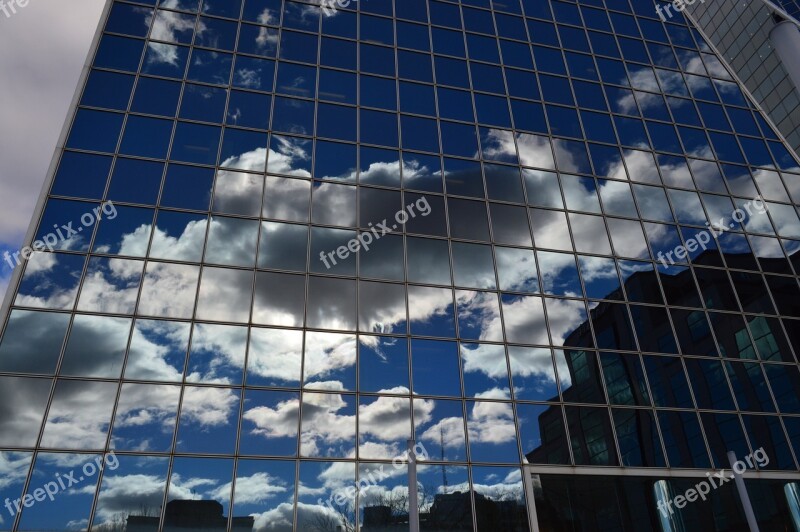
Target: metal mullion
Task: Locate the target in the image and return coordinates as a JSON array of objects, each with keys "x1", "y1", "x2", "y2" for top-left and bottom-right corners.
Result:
[
  {"x1": 674, "y1": 355, "x2": 719, "y2": 467},
  {"x1": 154, "y1": 3, "x2": 226, "y2": 530},
  {"x1": 522, "y1": 463, "x2": 542, "y2": 532},
  {"x1": 508, "y1": 14, "x2": 571, "y2": 480},
  {"x1": 510, "y1": 22, "x2": 599, "y2": 382},
  {"x1": 573, "y1": 26, "x2": 671, "y2": 334},
  {"x1": 284, "y1": 0, "x2": 322, "y2": 528},
  {"x1": 83, "y1": 251, "x2": 160, "y2": 529},
  {"x1": 324, "y1": 5, "x2": 361, "y2": 531},
  {"x1": 526, "y1": 461, "x2": 800, "y2": 479},
  {"x1": 730, "y1": 359, "x2": 789, "y2": 460},
  {"x1": 767, "y1": 309, "x2": 800, "y2": 364},
  {"x1": 661, "y1": 262, "x2": 725, "y2": 359},
  {"x1": 352, "y1": 10, "x2": 365, "y2": 530},
  {"x1": 447, "y1": 5, "x2": 482, "y2": 530},
  {"x1": 81, "y1": 22, "x2": 203, "y2": 505},
  {"x1": 507, "y1": 10, "x2": 565, "y2": 360},
  {"x1": 690, "y1": 259, "x2": 768, "y2": 361},
  {"x1": 288, "y1": 0, "x2": 318, "y2": 520},
  {"x1": 9, "y1": 0, "x2": 139, "y2": 529},
  {"x1": 540, "y1": 31, "x2": 653, "y2": 358},
  {"x1": 777, "y1": 414, "x2": 800, "y2": 470},
  {"x1": 605, "y1": 172, "x2": 697, "y2": 360},
  {"x1": 637, "y1": 328, "x2": 718, "y2": 467},
  {"x1": 403, "y1": 3, "x2": 436, "y2": 509},
  {"x1": 767, "y1": 226, "x2": 800, "y2": 279},
  {"x1": 757, "y1": 356, "x2": 800, "y2": 427},
  {"x1": 41, "y1": 7, "x2": 163, "y2": 532},
  {"x1": 482, "y1": 6, "x2": 567, "y2": 520},
  {"x1": 9, "y1": 378, "x2": 61, "y2": 531},
  {"x1": 633, "y1": 351, "x2": 675, "y2": 470},
  {"x1": 213, "y1": 2, "x2": 252, "y2": 529},
  {"x1": 381, "y1": 1, "x2": 423, "y2": 528}
]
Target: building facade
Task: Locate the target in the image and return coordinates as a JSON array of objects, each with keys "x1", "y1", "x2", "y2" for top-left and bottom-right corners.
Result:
[
  {"x1": 1, "y1": 0, "x2": 800, "y2": 530},
  {"x1": 682, "y1": 0, "x2": 800, "y2": 155}
]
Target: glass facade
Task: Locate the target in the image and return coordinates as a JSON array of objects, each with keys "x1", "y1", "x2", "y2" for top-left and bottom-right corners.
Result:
[
  {"x1": 776, "y1": 0, "x2": 800, "y2": 20},
  {"x1": 683, "y1": 0, "x2": 800, "y2": 154},
  {"x1": 1, "y1": 0, "x2": 800, "y2": 530}
]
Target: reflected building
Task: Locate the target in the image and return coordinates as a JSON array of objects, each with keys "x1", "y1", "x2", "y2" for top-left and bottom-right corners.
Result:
[
  {"x1": 361, "y1": 491, "x2": 527, "y2": 531},
  {"x1": 1, "y1": 0, "x2": 800, "y2": 530},
  {"x1": 681, "y1": 0, "x2": 800, "y2": 154},
  {"x1": 127, "y1": 500, "x2": 254, "y2": 531}
]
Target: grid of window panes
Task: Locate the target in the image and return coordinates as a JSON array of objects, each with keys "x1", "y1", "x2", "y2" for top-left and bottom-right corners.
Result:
[
  {"x1": 775, "y1": 0, "x2": 800, "y2": 19},
  {"x1": 1, "y1": 0, "x2": 800, "y2": 530},
  {"x1": 683, "y1": 0, "x2": 800, "y2": 155}
]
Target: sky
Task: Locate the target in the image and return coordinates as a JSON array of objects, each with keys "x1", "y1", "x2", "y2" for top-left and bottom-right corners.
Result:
[{"x1": 0, "y1": 0, "x2": 107, "y2": 302}]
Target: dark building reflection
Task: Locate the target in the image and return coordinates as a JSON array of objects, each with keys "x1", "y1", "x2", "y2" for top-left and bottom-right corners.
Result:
[
  {"x1": 532, "y1": 474, "x2": 800, "y2": 531},
  {"x1": 526, "y1": 249, "x2": 800, "y2": 468},
  {"x1": 361, "y1": 491, "x2": 527, "y2": 531},
  {"x1": 126, "y1": 500, "x2": 253, "y2": 531}
]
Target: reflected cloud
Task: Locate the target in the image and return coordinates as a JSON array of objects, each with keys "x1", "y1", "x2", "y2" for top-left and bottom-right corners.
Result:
[
  {"x1": 125, "y1": 319, "x2": 190, "y2": 381},
  {"x1": 0, "y1": 451, "x2": 32, "y2": 490},
  {"x1": 248, "y1": 327, "x2": 303, "y2": 385},
  {"x1": 243, "y1": 397, "x2": 299, "y2": 441},
  {"x1": 188, "y1": 323, "x2": 247, "y2": 383},
  {"x1": 150, "y1": 9, "x2": 195, "y2": 45},
  {"x1": 77, "y1": 258, "x2": 144, "y2": 314},
  {"x1": 360, "y1": 389, "x2": 433, "y2": 441},
  {"x1": 461, "y1": 343, "x2": 508, "y2": 380},
  {"x1": 137, "y1": 262, "x2": 200, "y2": 319},
  {"x1": 303, "y1": 331, "x2": 357, "y2": 385},
  {"x1": 180, "y1": 385, "x2": 239, "y2": 427},
  {"x1": 93, "y1": 471, "x2": 168, "y2": 525},
  {"x1": 467, "y1": 392, "x2": 517, "y2": 445},
  {"x1": 0, "y1": 377, "x2": 51, "y2": 447},
  {"x1": 517, "y1": 133, "x2": 555, "y2": 169},
  {"x1": 111, "y1": 384, "x2": 180, "y2": 451},
  {"x1": 40, "y1": 380, "x2": 117, "y2": 449},
  {"x1": 213, "y1": 170, "x2": 263, "y2": 216},
  {"x1": 501, "y1": 295, "x2": 548, "y2": 345},
  {"x1": 14, "y1": 252, "x2": 84, "y2": 310},
  {"x1": 144, "y1": 42, "x2": 183, "y2": 68},
  {"x1": 300, "y1": 391, "x2": 356, "y2": 457},
  {"x1": 268, "y1": 136, "x2": 312, "y2": 177},
  {"x1": 455, "y1": 290, "x2": 503, "y2": 342}
]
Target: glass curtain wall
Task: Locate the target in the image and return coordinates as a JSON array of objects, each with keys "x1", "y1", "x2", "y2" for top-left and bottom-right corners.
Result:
[{"x1": 0, "y1": 0, "x2": 799, "y2": 530}]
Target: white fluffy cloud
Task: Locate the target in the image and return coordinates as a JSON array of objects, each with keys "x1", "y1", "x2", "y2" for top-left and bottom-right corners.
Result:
[
  {"x1": 243, "y1": 396, "x2": 300, "y2": 440},
  {"x1": 0, "y1": 452, "x2": 31, "y2": 491}
]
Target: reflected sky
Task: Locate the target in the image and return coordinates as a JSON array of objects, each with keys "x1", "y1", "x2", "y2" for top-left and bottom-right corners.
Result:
[{"x1": 4, "y1": 1, "x2": 800, "y2": 530}]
